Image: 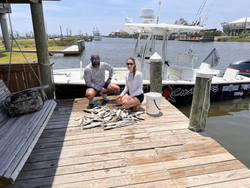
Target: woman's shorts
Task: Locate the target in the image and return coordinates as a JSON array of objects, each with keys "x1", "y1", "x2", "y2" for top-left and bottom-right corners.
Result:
[{"x1": 134, "y1": 93, "x2": 144, "y2": 103}]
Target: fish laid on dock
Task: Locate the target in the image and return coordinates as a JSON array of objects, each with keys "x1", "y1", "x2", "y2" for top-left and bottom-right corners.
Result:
[{"x1": 76, "y1": 105, "x2": 144, "y2": 130}]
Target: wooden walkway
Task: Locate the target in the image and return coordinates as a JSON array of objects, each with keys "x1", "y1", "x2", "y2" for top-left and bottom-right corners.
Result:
[
  {"x1": 12, "y1": 45, "x2": 81, "y2": 55},
  {"x1": 9, "y1": 96, "x2": 250, "y2": 188}
]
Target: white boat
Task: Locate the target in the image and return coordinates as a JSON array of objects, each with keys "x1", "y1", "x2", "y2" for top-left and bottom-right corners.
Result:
[
  {"x1": 93, "y1": 27, "x2": 102, "y2": 41},
  {"x1": 53, "y1": 6, "x2": 250, "y2": 104}
]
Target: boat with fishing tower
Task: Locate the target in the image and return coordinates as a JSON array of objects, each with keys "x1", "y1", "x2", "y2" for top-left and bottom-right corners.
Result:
[
  {"x1": 53, "y1": 2, "x2": 250, "y2": 104},
  {"x1": 93, "y1": 27, "x2": 102, "y2": 41}
]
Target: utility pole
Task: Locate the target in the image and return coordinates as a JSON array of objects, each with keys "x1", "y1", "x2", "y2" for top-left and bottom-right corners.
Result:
[
  {"x1": 67, "y1": 28, "x2": 68, "y2": 38},
  {"x1": 60, "y1": 25, "x2": 62, "y2": 39}
]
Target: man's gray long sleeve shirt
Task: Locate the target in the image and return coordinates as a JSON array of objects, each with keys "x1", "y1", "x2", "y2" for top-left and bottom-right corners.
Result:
[{"x1": 84, "y1": 62, "x2": 113, "y2": 91}]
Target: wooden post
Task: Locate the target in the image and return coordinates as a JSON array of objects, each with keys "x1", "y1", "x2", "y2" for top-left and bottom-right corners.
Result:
[
  {"x1": 189, "y1": 64, "x2": 213, "y2": 132},
  {"x1": 0, "y1": 14, "x2": 11, "y2": 50},
  {"x1": 244, "y1": 17, "x2": 247, "y2": 38},
  {"x1": 149, "y1": 52, "x2": 162, "y2": 93},
  {"x1": 30, "y1": 2, "x2": 54, "y2": 99}
]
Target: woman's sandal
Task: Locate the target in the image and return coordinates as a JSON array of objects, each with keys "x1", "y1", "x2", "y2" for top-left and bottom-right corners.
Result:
[{"x1": 131, "y1": 106, "x2": 140, "y2": 112}]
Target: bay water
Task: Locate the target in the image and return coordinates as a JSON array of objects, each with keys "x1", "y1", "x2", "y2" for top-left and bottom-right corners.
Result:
[{"x1": 51, "y1": 37, "x2": 250, "y2": 169}]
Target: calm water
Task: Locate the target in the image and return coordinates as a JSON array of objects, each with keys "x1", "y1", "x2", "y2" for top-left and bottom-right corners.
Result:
[{"x1": 51, "y1": 38, "x2": 250, "y2": 169}]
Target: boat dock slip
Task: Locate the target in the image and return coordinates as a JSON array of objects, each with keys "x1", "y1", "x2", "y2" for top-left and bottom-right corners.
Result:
[
  {"x1": 12, "y1": 45, "x2": 80, "y2": 55},
  {"x1": 11, "y1": 40, "x2": 85, "y2": 55},
  {"x1": 9, "y1": 96, "x2": 250, "y2": 187},
  {"x1": 54, "y1": 45, "x2": 80, "y2": 55}
]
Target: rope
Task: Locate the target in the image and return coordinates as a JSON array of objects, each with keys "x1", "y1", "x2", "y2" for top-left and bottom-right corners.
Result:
[
  {"x1": 7, "y1": 23, "x2": 13, "y2": 88},
  {"x1": 8, "y1": 34, "x2": 42, "y2": 87},
  {"x1": 6, "y1": 0, "x2": 13, "y2": 88},
  {"x1": 7, "y1": 10, "x2": 30, "y2": 88},
  {"x1": 188, "y1": 35, "x2": 197, "y2": 54},
  {"x1": 5, "y1": 0, "x2": 47, "y2": 100},
  {"x1": 188, "y1": 78, "x2": 211, "y2": 132},
  {"x1": 188, "y1": 0, "x2": 208, "y2": 56}
]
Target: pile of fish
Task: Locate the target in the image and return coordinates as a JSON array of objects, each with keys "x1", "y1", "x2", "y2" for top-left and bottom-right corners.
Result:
[{"x1": 76, "y1": 105, "x2": 145, "y2": 130}]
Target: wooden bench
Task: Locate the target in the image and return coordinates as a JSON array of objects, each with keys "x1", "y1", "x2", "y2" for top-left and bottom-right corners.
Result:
[{"x1": 0, "y1": 79, "x2": 57, "y2": 187}]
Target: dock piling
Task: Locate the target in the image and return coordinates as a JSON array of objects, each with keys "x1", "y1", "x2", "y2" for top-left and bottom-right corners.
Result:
[
  {"x1": 149, "y1": 52, "x2": 162, "y2": 93},
  {"x1": 189, "y1": 63, "x2": 213, "y2": 132},
  {"x1": 30, "y1": 2, "x2": 54, "y2": 99}
]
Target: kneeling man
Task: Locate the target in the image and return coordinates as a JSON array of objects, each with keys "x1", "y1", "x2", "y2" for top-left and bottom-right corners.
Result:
[{"x1": 84, "y1": 53, "x2": 120, "y2": 105}]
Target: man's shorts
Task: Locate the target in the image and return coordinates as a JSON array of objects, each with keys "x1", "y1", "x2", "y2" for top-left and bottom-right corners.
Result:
[{"x1": 87, "y1": 82, "x2": 110, "y2": 93}]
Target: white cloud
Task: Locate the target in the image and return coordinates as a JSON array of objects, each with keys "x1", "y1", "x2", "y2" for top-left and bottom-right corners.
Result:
[
  {"x1": 10, "y1": 12, "x2": 31, "y2": 19},
  {"x1": 43, "y1": 3, "x2": 72, "y2": 12},
  {"x1": 120, "y1": 11, "x2": 126, "y2": 16}
]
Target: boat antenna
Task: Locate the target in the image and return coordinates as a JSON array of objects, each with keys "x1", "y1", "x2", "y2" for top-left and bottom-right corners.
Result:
[{"x1": 156, "y1": 0, "x2": 161, "y2": 24}]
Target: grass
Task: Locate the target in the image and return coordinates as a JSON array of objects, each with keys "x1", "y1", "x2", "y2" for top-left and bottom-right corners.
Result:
[
  {"x1": 0, "y1": 51, "x2": 38, "y2": 64},
  {"x1": 215, "y1": 36, "x2": 250, "y2": 42},
  {"x1": 0, "y1": 39, "x2": 76, "y2": 64}
]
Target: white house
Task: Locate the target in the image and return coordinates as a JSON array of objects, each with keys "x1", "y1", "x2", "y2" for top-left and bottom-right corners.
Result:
[{"x1": 229, "y1": 17, "x2": 250, "y2": 36}]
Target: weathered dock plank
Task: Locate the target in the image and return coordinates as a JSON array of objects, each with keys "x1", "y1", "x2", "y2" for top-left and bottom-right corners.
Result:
[
  {"x1": 8, "y1": 96, "x2": 250, "y2": 188},
  {"x1": 174, "y1": 168, "x2": 250, "y2": 187}
]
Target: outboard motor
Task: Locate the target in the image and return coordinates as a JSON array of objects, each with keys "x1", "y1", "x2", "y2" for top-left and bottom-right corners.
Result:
[{"x1": 229, "y1": 58, "x2": 250, "y2": 77}]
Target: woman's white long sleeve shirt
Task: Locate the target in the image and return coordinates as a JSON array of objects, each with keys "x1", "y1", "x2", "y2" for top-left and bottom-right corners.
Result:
[{"x1": 120, "y1": 71, "x2": 143, "y2": 97}]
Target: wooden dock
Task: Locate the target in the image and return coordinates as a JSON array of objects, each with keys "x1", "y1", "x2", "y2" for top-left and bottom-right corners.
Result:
[
  {"x1": 11, "y1": 40, "x2": 85, "y2": 55},
  {"x1": 9, "y1": 96, "x2": 250, "y2": 187},
  {"x1": 12, "y1": 45, "x2": 80, "y2": 55}
]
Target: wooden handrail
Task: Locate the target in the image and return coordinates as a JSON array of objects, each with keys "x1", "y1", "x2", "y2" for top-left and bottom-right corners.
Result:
[{"x1": 0, "y1": 62, "x2": 42, "y2": 93}]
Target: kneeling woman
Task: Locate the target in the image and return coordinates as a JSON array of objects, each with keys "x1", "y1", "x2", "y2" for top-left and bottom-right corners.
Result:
[{"x1": 116, "y1": 57, "x2": 144, "y2": 111}]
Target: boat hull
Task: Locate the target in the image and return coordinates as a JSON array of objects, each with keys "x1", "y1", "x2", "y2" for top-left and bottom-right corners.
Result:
[
  {"x1": 93, "y1": 36, "x2": 102, "y2": 41},
  {"x1": 162, "y1": 83, "x2": 250, "y2": 104},
  {"x1": 55, "y1": 82, "x2": 250, "y2": 104}
]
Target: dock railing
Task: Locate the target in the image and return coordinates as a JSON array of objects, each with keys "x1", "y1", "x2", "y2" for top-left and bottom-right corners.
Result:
[{"x1": 0, "y1": 62, "x2": 42, "y2": 93}]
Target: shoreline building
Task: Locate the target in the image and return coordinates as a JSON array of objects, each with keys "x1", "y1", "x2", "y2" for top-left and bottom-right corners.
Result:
[
  {"x1": 228, "y1": 17, "x2": 250, "y2": 36},
  {"x1": 115, "y1": 29, "x2": 128, "y2": 37}
]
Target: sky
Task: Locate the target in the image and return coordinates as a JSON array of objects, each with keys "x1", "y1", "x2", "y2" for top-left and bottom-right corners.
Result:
[{"x1": 1, "y1": 0, "x2": 250, "y2": 36}]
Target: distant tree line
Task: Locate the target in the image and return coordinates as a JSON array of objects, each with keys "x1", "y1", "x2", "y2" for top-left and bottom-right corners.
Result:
[
  {"x1": 120, "y1": 34, "x2": 134, "y2": 38},
  {"x1": 201, "y1": 30, "x2": 224, "y2": 36}
]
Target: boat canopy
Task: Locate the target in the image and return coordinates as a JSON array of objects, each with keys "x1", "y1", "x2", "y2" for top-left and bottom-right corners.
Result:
[{"x1": 124, "y1": 23, "x2": 203, "y2": 35}]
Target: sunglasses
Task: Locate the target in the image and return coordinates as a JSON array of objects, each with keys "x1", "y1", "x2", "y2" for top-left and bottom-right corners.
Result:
[
  {"x1": 126, "y1": 63, "x2": 133, "y2": 66},
  {"x1": 92, "y1": 58, "x2": 99, "y2": 62}
]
